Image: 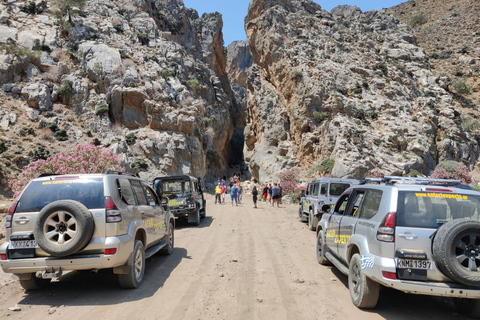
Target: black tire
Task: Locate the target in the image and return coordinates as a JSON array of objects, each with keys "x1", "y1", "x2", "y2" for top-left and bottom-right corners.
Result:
[
  {"x1": 316, "y1": 231, "x2": 331, "y2": 265},
  {"x1": 34, "y1": 200, "x2": 94, "y2": 257},
  {"x1": 348, "y1": 253, "x2": 380, "y2": 308},
  {"x1": 118, "y1": 240, "x2": 145, "y2": 289},
  {"x1": 298, "y1": 205, "x2": 303, "y2": 221},
  {"x1": 308, "y1": 209, "x2": 318, "y2": 231},
  {"x1": 160, "y1": 221, "x2": 174, "y2": 255},
  {"x1": 433, "y1": 219, "x2": 480, "y2": 286},
  {"x1": 200, "y1": 207, "x2": 206, "y2": 219},
  {"x1": 18, "y1": 273, "x2": 51, "y2": 290},
  {"x1": 190, "y1": 207, "x2": 200, "y2": 226},
  {"x1": 453, "y1": 298, "x2": 480, "y2": 318}
]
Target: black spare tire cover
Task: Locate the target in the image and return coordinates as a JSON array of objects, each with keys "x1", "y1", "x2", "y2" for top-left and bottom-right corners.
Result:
[
  {"x1": 432, "y1": 219, "x2": 480, "y2": 286},
  {"x1": 33, "y1": 200, "x2": 94, "y2": 257}
]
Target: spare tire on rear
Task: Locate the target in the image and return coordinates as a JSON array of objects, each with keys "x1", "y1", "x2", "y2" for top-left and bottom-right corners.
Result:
[
  {"x1": 34, "y1": 200, "x2": 94, "y2": 257},
  {"x1": 432, "y1": 219, "x2": 480, "y2": 286}
]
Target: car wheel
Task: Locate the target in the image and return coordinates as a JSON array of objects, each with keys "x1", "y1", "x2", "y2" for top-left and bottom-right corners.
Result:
[
  {"x1": 433, "y1": 219, "x2": 480, "y2": 286},
  {"x1": 190, "y1": 207, "x2": 200, "y2": 226},
  {"x1": 200, "y1": 207, "x2": 206, "y2": 219},
  {"x1": 118, "y1": 240, "x2": 145, "y2": 289},
  {"x1": 298, "y1": 205, "x2": 303, "y2": 221},
  {"x1": 453, "y1": 298, "x2": 480, "y2": 318},
  {"x1": 308, "y1": 209, "x2": 318, "y2": 231},
  {"x1": 34, "y1": 200, "x2": 94, "y2": 257},
  {"x1": 18, "y1": 273, "x2": 51, "y2": 290},
  {"x1": 160, "y1": 221, "x2": 174, "y2": 255},
  {"x1": 348, "y1": 253, "x2": 380, "y2": 308},
  {"x1": 316, "y1": 231, "x2": 331, "y2": 265}
]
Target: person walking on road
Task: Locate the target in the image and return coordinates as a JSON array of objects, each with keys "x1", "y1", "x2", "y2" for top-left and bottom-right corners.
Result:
[
  {"x1": 215, "y1": 184, "x2": 222, "y2": 204},
  {"x1": 262, "y1": 184, "x2": 268, "y2": 203},
  {"x1": 267, "y1": 184, "x2": 273, "y2": 204},
  {"x1": 237, "y1": 184, "x2": 243, "y2": 204},
  {"x1": 252, "y1": 186, "x2": 258, "y2": 208},
  {"x1": 230, "y1": 184, "x2": 239, "y2": 206},
  {"x1": 271, "y1": 183, "x2": 281, "y2": 208},
  {"x1": 221, "y1": 182, "x2": 226, "y2": 204}
]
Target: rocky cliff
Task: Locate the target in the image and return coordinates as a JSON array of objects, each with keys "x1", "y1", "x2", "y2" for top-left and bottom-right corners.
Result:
[
  {"x1": 244, "y1": 0, "x2": 480, "y2": 182},
  {"x1": 0, "y1": 0, "x2": 240, "y2": 195}
]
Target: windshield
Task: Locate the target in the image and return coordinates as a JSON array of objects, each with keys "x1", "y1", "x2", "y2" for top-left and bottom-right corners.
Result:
[
  {"x1": 329, "y1": 183, "x2": 351, "y2": 196},
  {"x1": 16, "y1": 178, "x2": 104, "y2": 212},
  {"x1": 397, "y1": 191, "x2": 480, "y2": 228},
  {"x1": 162, "y1": 180, "x2": 191, "y2": 194}
]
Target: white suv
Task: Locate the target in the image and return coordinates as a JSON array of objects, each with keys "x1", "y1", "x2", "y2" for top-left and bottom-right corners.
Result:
[
  {"x1": 0, "y1": 171, "x2": 175, "y2": 290},
  {"x1": 316, "y1": 176, "x2": 480, "y2": 317}
]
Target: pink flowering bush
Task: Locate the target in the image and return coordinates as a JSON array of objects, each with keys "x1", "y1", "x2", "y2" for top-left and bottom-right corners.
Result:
[
  {"x1": 277, "y1": 168, "x2": 306, "y2": 203},
  {"x1": 12, "y1": 142, "x2": 123, "y2": 198},
  {"x1": 429, "y1": 165, "x2": 472, "y2": 184}
]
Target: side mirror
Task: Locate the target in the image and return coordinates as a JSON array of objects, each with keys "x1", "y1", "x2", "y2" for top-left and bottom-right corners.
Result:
[
  {"x1": 161, "y1": 196, "x2": 169, "y2": 205},
  {"x1": 321, "y1": 204, "x2": 331, "y2": 213}
]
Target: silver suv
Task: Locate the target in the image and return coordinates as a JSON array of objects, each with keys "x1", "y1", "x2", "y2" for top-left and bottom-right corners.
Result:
[
  {"x1": 299, "y1": 178, "x2": 359, "y2": 230},
  {"x1": 0, "y1": 171, "x2": 175, "y2": 290},
  {"x1": 316, "y1": 176, "x2": 480, "y2": 317}
]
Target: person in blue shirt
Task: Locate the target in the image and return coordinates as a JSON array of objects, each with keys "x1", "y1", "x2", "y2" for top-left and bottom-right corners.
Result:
[{"x1": 230, "y1": 184, "x2": 239, "y2": 206}]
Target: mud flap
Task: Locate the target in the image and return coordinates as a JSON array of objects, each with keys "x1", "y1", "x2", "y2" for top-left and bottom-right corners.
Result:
[{"x1": 113, "y1": 251, "x2": 133, "y2": 275}]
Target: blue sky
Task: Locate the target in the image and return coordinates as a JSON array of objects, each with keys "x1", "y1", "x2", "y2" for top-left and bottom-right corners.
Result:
[{"x1": 183, "y1": 0, "x2": 407, "y2": 45}]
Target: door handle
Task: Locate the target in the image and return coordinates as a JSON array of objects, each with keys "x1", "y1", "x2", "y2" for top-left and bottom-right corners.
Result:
[
  {"x1": 399, "y1": 233, "x2": 418, "y2": 240},
  {"x1": 14, "y1": 217, "x2": 30, "y2": 225}
]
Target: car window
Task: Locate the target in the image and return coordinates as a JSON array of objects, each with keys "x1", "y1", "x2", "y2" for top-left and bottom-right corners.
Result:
[
  {"x1": 397, "y1": 191, "x2": 480, "y2": 228},
  {"x1": 359, "y1": 189, "x2": 383, "y2": 219},
  {"x1": 334, "y1": 194, "x2": 350, "y2": 215},
  {"x1": 330, "y1": 183, "x2": 351, "y2": 196},
  {"x1": 16, "y1": 178, "x2": 104, "y2": 212},
  {"x1": 312, "y1": 183, "x2": 319, "y2": 196},
  {"x1": 320, "y1": 184, "x2": 327, "y2": 195},
  {"x1": 347, "y1": 191, "x2": 365, "y2": 216},
  {"x1": 144, "y1": 186, "x2": 158, "y2": 206},
  {"x1": 183, "y1": 181, "x2": 192, "y2": 193},
  {"x1": 131, "y1": 180, "x2": 148, "y2": 205},
  {"x1": 118, "y1": 178, "x2": 136, "y2": 205}
]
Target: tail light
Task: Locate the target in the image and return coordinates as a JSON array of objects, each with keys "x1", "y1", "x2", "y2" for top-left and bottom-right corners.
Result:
[
  {"x1": 105, "y1": 248, "x2": 117, "y2": 255},
  {"x1": 105, "y1": 197, "x2": 122, "y2": 223},
  {"x1": 5, "y1": 201, "x2": 18, "y2": 229},
  {"x1": 377, "y1": 212, "x2": 396, "y2": 242},
  {"x1": 0, "y1": 254, "x2": 6, "y2": 260}
]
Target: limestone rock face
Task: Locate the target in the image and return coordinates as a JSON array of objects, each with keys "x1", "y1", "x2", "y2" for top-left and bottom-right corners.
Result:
[
  {"x1": 0, "y1": 0, "x2": 238, "y2": 190},
  {"x1": 245, "y1": 0, "x2": 479, "y2": 182}
]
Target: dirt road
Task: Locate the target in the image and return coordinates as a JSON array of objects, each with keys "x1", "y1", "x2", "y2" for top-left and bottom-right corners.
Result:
[{"x1": 0, "y1": 194, "x2": 469, "y2": 319}]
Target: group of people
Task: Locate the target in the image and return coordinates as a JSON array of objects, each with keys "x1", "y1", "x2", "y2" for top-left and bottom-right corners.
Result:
[
  {"x1": 215, "y1": 177, "x2": 283, "y2": 209},
  {"x1": 214, "y1": 174, "x2": 244, "y2": 206}
]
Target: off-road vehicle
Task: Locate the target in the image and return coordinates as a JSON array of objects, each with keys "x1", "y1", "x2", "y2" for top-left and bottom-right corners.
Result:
[
  {"x1": 299, "y1": 178, "x2": 359, "y2": 230},
  {"x1": 0, "y1": 171, "x2": 175, "y2": 290},
  {"x1": 316, "y1": 176, "x2": 480, "y2": 317},
  {"x1": 153, "y1": 175, "x2": 206, "y2": 225}
]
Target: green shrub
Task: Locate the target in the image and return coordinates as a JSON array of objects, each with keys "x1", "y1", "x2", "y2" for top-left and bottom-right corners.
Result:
[
  {"x1": 113, "y1": 24, "x2": 123, "y2": 33},
  {"x1": 95, "y1": 103, "x2": 109, "y2": 116},
  {"x1": 136, "y1": 32, "x2": 149, "y2": 45},
  {"x1": 430, "y1": 50, "x2": 453, "y2": 60},
  {"x1": 125, "y1": 132, "x2": 137, "y2": 145},
  {"x1": 57, "y1": 80, "x2": 73, "y2": 96},
  {"x1": 453, "y1": 80, "x2": 471, "y2": 95},
  {"x1": 410, "y1": 14, "x2": 428, "y2": 27},
  {"x1": 20, "y1": 1, "x2": 44, "y2": 15},
  {"x1": 353, "y1": 82, "x2": 363, "y2": 94},
  {"x1": 30, "y1": 145, "x2": 53, "y2": 160},
  {"x1": 159, "y1": 69, "x2": 174, "y2": 78},
  {"x1": 313, "y1": 111, "x2": 329, "y2": 122},
  {"x1": 54, "y1": 129, "x2": 68, "y2": 141},
  {"x1": 46, "y1": 122, "x2": 59, "y2": 132},
  {"x1": 461, "y1": 117, "x2": 480, "y2": 132},
  {"x1": 187, "y1": 78, "x2": 208, "y2": 92},
  {"x1": 284, "y1": 91, "x2": 292, "y2": 99},
  {"x1": 206, "y1": 150, "x2": 220, "y2": 167},
  {"x1": 131, "y1": 159, "x2": 148, "y2": 171},
  {"x1": 336, "y1": 88, "x2": 348, "y2": 96},
  {"x1": 368, "y1": 111, "x2": 378, "y2": 120},
  {"x1": 404, "y1": 169, "x2": 422, "y2": 177},
  {"x1": 373, "y1": 63, "x2": 388, "y2": 75},
  {"x1": 316, "y1": 158, "x2": 335, "y2": 174},
  {"x1": 290, "y1": 70, "x2": 303, "y2": 82},
  {"x1": 0, "y1": 44, "x2": 41, "y2": 61}
]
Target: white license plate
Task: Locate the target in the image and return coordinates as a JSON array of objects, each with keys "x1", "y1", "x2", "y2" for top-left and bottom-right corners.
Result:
[
  {"x1": 396, "y1": 259, "x2": 432, "y2": 270},
  {"x1": 10, "y1": 240, "x2": 38, "y2": 249}
]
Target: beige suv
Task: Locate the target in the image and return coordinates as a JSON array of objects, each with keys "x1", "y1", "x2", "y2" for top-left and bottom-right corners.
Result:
[{"x1": 0, "y1": 171, "x2": 175, "y2": 289}]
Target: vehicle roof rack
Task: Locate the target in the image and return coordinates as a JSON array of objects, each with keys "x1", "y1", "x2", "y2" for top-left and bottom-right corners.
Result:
[
  {"x1": 361, "y1": 176, "x2": 462, "y2": 186},
  {"x1": 104, "y1": 170, "x2": 139, "y2": 177}
]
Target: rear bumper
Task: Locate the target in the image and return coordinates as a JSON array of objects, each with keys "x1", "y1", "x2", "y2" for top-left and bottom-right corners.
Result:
[
  {"x1": 365, "y1": 256, "x2": 480, "y2": 298},
  {"x1": 170, "y1": 207, "x2": 196, "y2": 218},
  {"x1": 0, "y1": 234, "x2": 133, "y2": 274}
]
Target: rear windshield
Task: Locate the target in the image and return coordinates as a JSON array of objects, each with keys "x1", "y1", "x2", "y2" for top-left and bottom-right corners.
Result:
[
  {"x1": 162, "y1": 180, "x2": 191, "y2": 194},
  {"x1": 16, "y1": 178, "x2": 104, "y2": 212},
  {"x1": 329, "y1": 183, "x2": 351, "y2": 196},
  {"x1": 397, "y1": 191, "x2": 480, "y2": 228}
]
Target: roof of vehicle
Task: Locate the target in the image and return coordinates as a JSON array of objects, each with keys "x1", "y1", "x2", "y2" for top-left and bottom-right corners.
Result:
[
  {"x1": 154, "y1": 175, "x2": 199, "y2": 182},
  {"x1": 308, "y1": 178, "x2": 360, "y2": 184},
  {"x1": 33, "y1": 171, "x2": 140, "y2": 180}
]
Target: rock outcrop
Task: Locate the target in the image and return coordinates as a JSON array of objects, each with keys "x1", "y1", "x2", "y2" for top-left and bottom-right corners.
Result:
[
  {"x1": 0, "y1": 0, "x2": 237, "y2": 193},
  {"x1": 244, "y1": 0, "x2": 479, "y2": 182}
]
